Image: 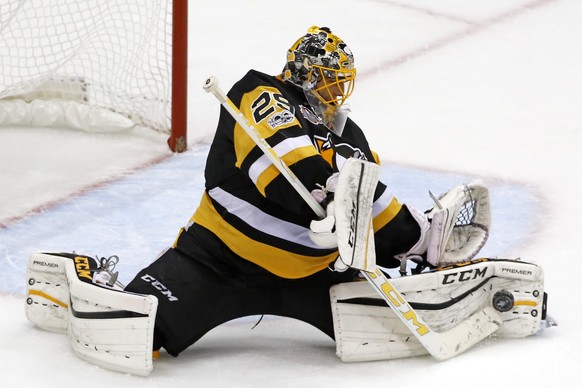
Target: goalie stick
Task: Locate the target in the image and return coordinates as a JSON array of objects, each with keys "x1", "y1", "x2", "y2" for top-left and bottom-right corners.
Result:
[{"x1": 202, "y1": 76, "x2": 501, "y2": 360}]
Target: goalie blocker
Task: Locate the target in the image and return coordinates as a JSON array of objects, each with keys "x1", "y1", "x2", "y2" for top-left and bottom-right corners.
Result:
[{"x1": 331, "y1": 258, "x2": 549, "y2": 362}]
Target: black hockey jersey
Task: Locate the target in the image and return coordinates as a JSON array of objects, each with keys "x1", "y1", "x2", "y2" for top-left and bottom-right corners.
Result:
[{"x1": 180, "y1": 70, "x2": 420, "y2": 278}]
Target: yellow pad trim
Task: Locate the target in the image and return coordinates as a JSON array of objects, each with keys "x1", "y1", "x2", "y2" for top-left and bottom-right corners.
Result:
[
  {"x1": 28, "y1": 289, "x2": 68, "y2": 309},
  {"x1": 514, "y1": 300, "x2": 538, "y2": 307}
]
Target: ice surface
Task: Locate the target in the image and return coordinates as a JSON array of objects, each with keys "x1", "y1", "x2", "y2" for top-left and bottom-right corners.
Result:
[{"x1": 1, "y1": 0, "x2": 581, "y2": 387}]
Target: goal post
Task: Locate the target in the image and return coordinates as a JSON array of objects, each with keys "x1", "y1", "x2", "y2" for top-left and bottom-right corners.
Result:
[
  {"x1": 0, "y1": 0, "x2": 189, "y2": 152},
  {"x1": 170, "y1": 0, "x2": 188, "y2": 152}
]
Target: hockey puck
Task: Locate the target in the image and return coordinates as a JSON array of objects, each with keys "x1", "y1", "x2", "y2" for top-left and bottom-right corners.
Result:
[{"x1": 492, "y1": 290, "x2": 514, "y2": 312}]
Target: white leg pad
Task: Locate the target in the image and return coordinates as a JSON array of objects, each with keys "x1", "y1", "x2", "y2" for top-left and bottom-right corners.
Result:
[
  {"x1": 26, "y1": 252, "x2": 158, "y2": 376},
  {"x1": 26, "y1": 253, "x2": 73, "y2": 333},
  {"x1": 331, "y1": 258, "x2": 546, "y2": 362}
]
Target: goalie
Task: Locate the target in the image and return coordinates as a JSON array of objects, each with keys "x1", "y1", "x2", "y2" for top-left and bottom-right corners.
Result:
[{"x1": 25, "y1": 26, "x2": 552, "y2": 375}]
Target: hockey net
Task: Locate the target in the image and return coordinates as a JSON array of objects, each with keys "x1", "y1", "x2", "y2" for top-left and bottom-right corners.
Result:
[{"x1": 0, "y1": 0, "x2": 188, "y2": 152}]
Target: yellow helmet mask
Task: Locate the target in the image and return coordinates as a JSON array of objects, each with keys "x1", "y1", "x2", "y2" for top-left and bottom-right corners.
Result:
[{"x1": 282, "y1": 26, "x2": 356, "y2": 136}]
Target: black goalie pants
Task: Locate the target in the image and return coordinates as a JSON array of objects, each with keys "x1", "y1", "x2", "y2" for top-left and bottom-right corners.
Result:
[{"x1": 125, "y1": 224, "x2": 358, "y2": 356}]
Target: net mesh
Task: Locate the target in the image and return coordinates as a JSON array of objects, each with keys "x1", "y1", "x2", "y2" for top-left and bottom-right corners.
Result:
[
  {"x1": 0, "y1": 0, "x2": 173, "y2": 133},
  {"x1": 455, "y1": 199, "x2": 476, "y2": 227}
]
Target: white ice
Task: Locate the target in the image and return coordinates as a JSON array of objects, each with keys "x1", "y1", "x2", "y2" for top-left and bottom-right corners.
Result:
[{"x1": 1, "y1": 0, "x2": 581, "y2": 387}]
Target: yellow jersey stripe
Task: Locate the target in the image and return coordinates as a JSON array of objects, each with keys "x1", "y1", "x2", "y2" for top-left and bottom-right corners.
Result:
[
  {"x1": 373, "y1": 194, "x2": 402, "y2": 231},
  {"x1": 193, "y1": 192, "x2": 338, "y2": 278},
  {"x1": 254, "y1": 145, "x2": 320, "y2": 195}
]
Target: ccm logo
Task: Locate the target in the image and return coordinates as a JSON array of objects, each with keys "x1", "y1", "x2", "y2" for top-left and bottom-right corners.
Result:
[
  {"x1": 442, "y1": 267, "x2": 488, "y2": 285},
  {"x1": 347, "y1": 199, "x2": 357, "y2": 248},
  {"x1": 74, "y1": 257, "x2": 93, "y2": 282},
  {"x1": 141, "y1": 274, "x2": 178, "y2": 302}
]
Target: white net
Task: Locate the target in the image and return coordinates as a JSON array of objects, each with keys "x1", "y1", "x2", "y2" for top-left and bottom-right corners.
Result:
[{"x1": 0, "y1": 0, "x2": 174, "y2": 133}]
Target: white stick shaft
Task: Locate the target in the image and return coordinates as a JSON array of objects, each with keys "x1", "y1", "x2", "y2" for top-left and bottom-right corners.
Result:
[{"x1": 203, "y1": 76, "x2": 325, "y2": 219}]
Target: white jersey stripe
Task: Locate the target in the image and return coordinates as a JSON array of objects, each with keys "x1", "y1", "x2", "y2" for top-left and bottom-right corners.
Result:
[
  {"x1": 248, "y1": 135, "x2": 314, "y2": 184},
  {"x1": 373, "y1": 186, "x2": 395, "y2": 218},
  {"x1": 208, "y1": 186, "x2": 323, "y2": 249}
]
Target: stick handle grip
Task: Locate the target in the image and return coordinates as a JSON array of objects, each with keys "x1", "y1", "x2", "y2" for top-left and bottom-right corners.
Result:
[{"x1": 203, "y1": 76, "x2": 224, "y2": 101}]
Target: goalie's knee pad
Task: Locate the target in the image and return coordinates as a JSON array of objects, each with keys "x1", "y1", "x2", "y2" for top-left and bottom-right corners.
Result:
[
  {"x1": 330, "y1": 258, "x2": 548, "y2": 362},
  {"x1": 26, "y1": 252, "x2": 158, "y2": 375}
]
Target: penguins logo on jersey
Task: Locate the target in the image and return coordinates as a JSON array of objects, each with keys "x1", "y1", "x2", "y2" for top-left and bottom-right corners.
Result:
[{"x1": 314, "y1": 132, "x2": 367, "y2": 170}]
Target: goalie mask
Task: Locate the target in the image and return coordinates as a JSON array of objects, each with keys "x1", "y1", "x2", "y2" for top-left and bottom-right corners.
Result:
[{"x1": 282, "y1": 26, "x2": 356, "y2": 136}]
